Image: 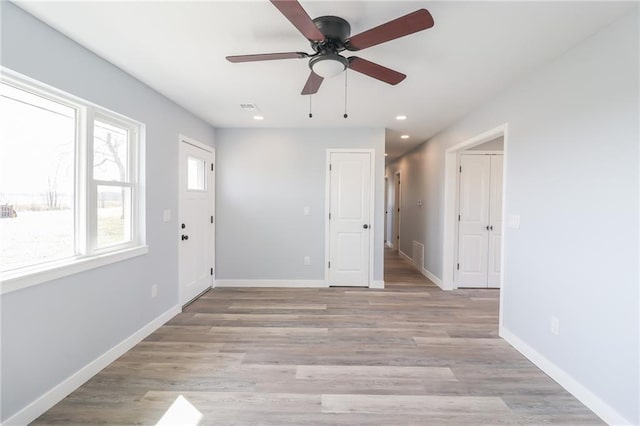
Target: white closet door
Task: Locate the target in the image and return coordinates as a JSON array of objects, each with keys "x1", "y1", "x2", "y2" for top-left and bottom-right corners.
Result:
[
  {"x1": 456, "y1": 155, "x2": 491, "y2": 287},
  {"x1": 487, "y1": 155, "x2": 504, "y2": 288},
  {"x1": 328, "y1": 152, "x2": 372, "y2": 287}
]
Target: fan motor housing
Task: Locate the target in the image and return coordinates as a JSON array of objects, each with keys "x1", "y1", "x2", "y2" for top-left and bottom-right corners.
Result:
[{"x1": 313, "y1": 16, "x2": 351, "y2": 43}]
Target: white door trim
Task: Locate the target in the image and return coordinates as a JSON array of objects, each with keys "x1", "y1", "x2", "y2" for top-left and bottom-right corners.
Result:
[
  {"x1": 442, "y1": 123, "x2": 508, "y2": 326},
  {"x1": 324, "y1": 148, "x2": 376, "y2": 287},
  {"x1": 178, "y1": 135, "x2": 215, "y2": 305},
  {"x1": 179, "y1": 133, "x2": 213, "y2": 153}
]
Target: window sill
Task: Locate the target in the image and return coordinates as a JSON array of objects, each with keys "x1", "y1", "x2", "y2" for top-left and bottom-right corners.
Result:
[{"x1": 0, "y1": 245, "x2": 149, "y2": 295}]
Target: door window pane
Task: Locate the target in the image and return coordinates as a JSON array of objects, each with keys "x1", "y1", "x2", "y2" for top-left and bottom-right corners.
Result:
[
  {"x1": 187, "y1": 156, "x2": 205, "y2": 190},
  {"x1": 94, "y1": 120, "x2": 129, "y2": 182},
  {"x1": 96, "y1": 185, "x2": 131, "y2": 248},
  {"x1": 0, "y1": 83, "x2": 76, "y2": 271}
]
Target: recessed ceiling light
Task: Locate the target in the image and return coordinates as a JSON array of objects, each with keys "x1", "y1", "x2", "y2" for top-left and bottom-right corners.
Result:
[
  {"x1": 396, "y1": 115, "x2": 407, "y2": 120},
  {"x1": 401, "y1": 135, "x2": 410, "y2": 139},
  {"x1": 253, "y1": 115, "x2": 264, "y2": 120}
]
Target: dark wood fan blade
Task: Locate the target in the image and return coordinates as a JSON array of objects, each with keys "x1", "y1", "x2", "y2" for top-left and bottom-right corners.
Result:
[
  {"x1": 226, "y1": 52, "x2": 308, "y2": 63},
  {"x1": 348, "y1": 57, "x2": 406, "y2": 85},
  {"x1": 346, "y1": 9, "x2": 434, "y2": 51},
  {"x1": 271, "y1": 0, "x2": 325, "y2": 42},
  {"x1": 301, "y1": 71, "x2": 324, "y2": 95}
]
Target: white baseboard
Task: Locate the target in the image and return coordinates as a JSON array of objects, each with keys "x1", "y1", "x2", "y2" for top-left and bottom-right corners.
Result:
[
  {"x1": 4, "y1": 305, "x2": 181, "y2": 426},
  {"x1": 499, "y1": 326, "x2": 632, "y2": 426},
  {"x1": 398, "y1": 250, "x2": 445, "y2": 290},
  {"x1": 370, "y1": 280, "x2": 385, "y2": 289},
  {"x1": 398, "y1": 249, "x2": 412, "y2": 263},
  {"x1": 215, "y1": 279, "x2": 328, "y2": 288},
  {"x1": 421, "y1": 267, "x2": 444, "y2": 290}
]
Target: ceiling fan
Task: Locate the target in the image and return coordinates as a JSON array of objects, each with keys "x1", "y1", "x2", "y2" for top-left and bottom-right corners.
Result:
[{"x1": 226, "y1": 0, "x2": 434, "y2": 95}]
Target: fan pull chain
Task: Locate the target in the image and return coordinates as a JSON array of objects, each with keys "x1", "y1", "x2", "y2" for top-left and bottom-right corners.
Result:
[
  {"x1": 309, "y1": 95, "x2": 313, "y2": 119},
  {"x1": 343, "y1": 70, "x2": 348, "y2": 119}
]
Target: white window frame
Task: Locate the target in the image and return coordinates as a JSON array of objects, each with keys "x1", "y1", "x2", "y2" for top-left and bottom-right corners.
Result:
[{"x1": 0, "y1": 69, "x2": 147, "y2": 294}]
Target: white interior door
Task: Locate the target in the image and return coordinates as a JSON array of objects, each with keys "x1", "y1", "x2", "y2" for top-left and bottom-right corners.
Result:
[
  {"x1": 456, "y1": 155, "x2": 491, "y2": 287},
  {"x1": 487, "y1": 155, "x2": 504, "y2": 287},
  {"x1": 394, "y1": 173, "x2": 401, "y2": 251},
  {"x1": 179, "y1": 140, "x2": 214, "y2": 305},
  {"x1": 328, "y1": 152, "x2": 372, "y2": 287}
]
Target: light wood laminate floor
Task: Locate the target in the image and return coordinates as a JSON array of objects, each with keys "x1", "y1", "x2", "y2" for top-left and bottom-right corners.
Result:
[{"x1": 34, "y1": 249, "x2": 602, "y2": 425}]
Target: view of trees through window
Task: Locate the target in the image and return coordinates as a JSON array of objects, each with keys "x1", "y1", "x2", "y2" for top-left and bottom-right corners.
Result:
[
  {"x1": 1, "y1": 81, "x2": 137, "y2": 273},
  {"x1": 93, "y1": 120, "x2": 132, "y2": 248},
  {"x1": 0, "y1": 84, "x2": 76, "y2": 271}
]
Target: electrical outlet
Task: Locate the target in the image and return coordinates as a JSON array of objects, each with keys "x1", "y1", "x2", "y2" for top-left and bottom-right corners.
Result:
[
  {"x1": 151, "y1": 284, "x2": 158, "y2": 299},
  {"x1": 304, "y1": 256, "x2": 311, "y2": 265},
  {"x1": 551, "y1": 316, "x2": 560, "y2": 335}
]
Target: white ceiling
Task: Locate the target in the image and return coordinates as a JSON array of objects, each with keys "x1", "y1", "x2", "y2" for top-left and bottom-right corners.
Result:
[{"x1": 16, "y1": 1, "x2": 632, "y2": 161}]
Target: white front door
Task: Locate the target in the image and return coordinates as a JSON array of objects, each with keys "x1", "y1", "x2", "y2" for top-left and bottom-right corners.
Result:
[
  {"x1": 456, "y1": 154, "x2": 503, "y2": 288},
  {"x1": 179, "y1": 139, "x2": 214, "y2": 305},
  {"x1": 328, "y1": 151, "x2": 373, "y2": 287}
]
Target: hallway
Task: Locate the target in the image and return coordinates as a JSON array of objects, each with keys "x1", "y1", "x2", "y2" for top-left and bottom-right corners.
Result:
[{"x1": 34, "y1": 251, "x2": 602, "y2": 424}]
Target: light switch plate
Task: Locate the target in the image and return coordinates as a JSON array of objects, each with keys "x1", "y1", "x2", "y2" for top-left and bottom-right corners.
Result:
[
  {"x1": 163, "y1": 209, "x2": 171, "y2": 222},
  {"x1": 508, "y1": 214, "x2": 520, "y2": 229},
  {"x1": 303, "y1": 206, "x2": 311, "y2": 216},
  {"x1": 304, "y1": 256, "x2": 311, "y2": 265}
]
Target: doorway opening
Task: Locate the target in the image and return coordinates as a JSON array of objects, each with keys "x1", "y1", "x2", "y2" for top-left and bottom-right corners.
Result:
[{"x1": 442, "y1": 124, "x2": 508, "y2": 318}]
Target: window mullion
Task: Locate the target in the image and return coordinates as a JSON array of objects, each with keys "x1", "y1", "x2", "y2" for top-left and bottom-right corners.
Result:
[
  {"x1": 86, "y1": 107, "x2": 97, "y2": 255},
  {"x1": 76, "y1": 105, "x2": 89, "y2": 256}
]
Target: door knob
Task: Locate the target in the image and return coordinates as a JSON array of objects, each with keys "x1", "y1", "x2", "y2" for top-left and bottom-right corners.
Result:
[
  {"x1": 486, "y1": 225, "x2": 490, "y2": 231},
  {"x1": 489, "y1": 225, "x2": 494, "y2": 231},
  {"x1": 363, "y1": 224, "x2": 369, "y2": 229},
  {"x1": 181, "y1": 235, "x2": 189, "y2": 241},
  {"x1": 181, "y1": 223, "x2": 186, "y2": 229}
]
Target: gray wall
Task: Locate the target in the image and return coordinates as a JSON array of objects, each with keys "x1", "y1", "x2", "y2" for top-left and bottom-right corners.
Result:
[
  {"x1": 215, "y1": 128, "x2": 385, "y2": 282},
  {"x1": 386, "y1": 9, "x2": 638, "y2": 424},
  {"x1": 1, "y1": 3, "x2": 215, "y2": 421},
  {"x1": 468, "y1": 136, "x2": 504, "y2": 151}
]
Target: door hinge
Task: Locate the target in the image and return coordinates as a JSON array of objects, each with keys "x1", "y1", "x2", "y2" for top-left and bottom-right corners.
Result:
[
  {"x1": 457, "y1": 263, "x2": 460, "y2": 270},
  {"x1": 211, "y1": 216, "x2": 214, "y2": 224},
  {"x1": 458, "y1": 214, "x2": 461, "y2": 222},
  {"x1": 328, "y1": 261, "x2": 331, "y2": 269},
  {"x1": 211, "y1": 163, "x2": 214, "y2": 171},
  {"x1": 210, "y1": 267, "x2": 213, "y2": 275},
  {"x1": 329, "y1": 164, "x2": 332, "y2": 171},
  {"x1": 329, "y1": 212, "x2": 331, "y2": 220},
  {"x1": 459, "y1": 166, "x2": 462, "y2": 173}
]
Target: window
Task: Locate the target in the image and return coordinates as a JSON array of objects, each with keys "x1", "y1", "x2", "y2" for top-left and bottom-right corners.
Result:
[
  {"x1": 0, "y1": 71, "x2": 146, "y2": 292},
  {"x1": 187, "y1": 156, "x2": 206, "y2": 191}
]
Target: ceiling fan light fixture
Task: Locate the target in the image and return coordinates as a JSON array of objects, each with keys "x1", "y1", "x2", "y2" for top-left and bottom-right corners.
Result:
[{"x1": 310, "y1": 54, "x2": 348, "y2": 78}]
